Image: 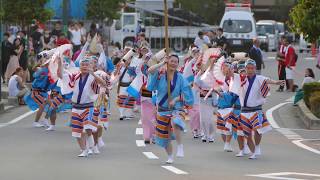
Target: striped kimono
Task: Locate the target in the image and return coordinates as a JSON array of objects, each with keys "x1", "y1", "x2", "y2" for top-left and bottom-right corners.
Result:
[
  {"x1": 230, "y1": 74, "x2": 272, "y2": 137},
  {"x1": 24, "y1": 67, "x2": 50, "y2": 111},
  {"x1": 147, "y1": 69, "x2": 194, "y2": 148},
  {"x1": 117, "y1": 66, "x2": 136, "y2": 118},
  {"x1": 60, "y1": 72, "x2": 100, "y2": 138}
]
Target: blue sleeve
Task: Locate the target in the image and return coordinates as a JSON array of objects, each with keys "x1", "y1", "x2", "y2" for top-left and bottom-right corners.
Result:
[
  {"x1": 106, "y1": 57, "x2": 115, "y2": 73},
  {"x1": 147, "y1": 70, "x2": 159, "y2": 91},
  {"x1": 181, "y1": 76, "x2": 194, "y2": 106},
  {"x1": 127, "y1": 66, "x2": 137, "y2": 78},
  {"x1": 33, "y1": 68, "x2": 46, "y2": 79}
]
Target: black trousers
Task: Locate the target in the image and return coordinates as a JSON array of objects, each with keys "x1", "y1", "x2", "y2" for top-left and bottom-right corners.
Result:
[
  {"x1": 1, "y1": 60, "x2": 9, "y2": 82},
  {"x1": 278, "y1": 63, "x2": 288, "y2": 90}
]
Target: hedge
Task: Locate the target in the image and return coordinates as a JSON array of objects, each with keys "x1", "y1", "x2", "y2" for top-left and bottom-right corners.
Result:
[
  {"x1": 309, "y1": 91, "x2": 320, "y2": 118},
  {"x1": 303, "y1": 82, "x2": 320, "y2": 108}
]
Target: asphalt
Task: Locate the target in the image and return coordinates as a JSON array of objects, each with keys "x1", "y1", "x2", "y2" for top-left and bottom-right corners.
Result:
[{"x1": 0, "y1": 51, "x2": 319, "y2": 180}]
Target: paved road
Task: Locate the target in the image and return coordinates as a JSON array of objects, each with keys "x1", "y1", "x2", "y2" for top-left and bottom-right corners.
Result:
[{"x1": 0, "y1": 52, "x2": 319, "y2": 180}]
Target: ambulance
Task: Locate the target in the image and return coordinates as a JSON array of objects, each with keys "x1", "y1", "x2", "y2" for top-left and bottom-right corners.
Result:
[{"x1": 219, "y1": 3, "x2": 257, "y2": 53}]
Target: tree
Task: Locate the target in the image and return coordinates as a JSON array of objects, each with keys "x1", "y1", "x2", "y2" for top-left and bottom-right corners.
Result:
[
  {"x1": 289, "y1": 0, "x2": 320, "y2": 43},
  {"x1": 174, "y1": 0, "x2": 225, "y2": 25},
  {"x1": 3, "y1": 0, "x2": 53, "y2": 26},
  {"x1": 271, "y1": 0, "x2": 294, "y2": 22},
  {"x1": 86, "y1": 0, "x2": 125, "y2": 22}
]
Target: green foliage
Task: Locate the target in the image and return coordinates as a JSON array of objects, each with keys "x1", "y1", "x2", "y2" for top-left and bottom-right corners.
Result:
[
  {"x1": 309, "y1": 91, "x2": 320, "y2": 118},
  {"x1": 2, "y1": 0, "x2": 53, "y2": 25},
  {"x1": 289, "y1": 0, "x2": 320, "y2": 43},
  {"x1": 174, "y1": 0, "x2": 225, "y2": 25},
  {"x1": 303, "y1": 82, "x2": 320, "y2": 107},
  {"x1": 86, "y1": 0, "x2": 125, "y2": 21},
  {"x1": 271, "y1": 0, "x2": 293, "y2": 22}
]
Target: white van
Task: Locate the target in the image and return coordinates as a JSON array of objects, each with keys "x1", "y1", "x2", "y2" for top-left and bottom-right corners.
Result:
[
  {"x1": 256, "y1": 20, "x2": 279, "y2": 52},
  {"x1": 219, "y1": 3, "x2": 257, "y2": 53}
]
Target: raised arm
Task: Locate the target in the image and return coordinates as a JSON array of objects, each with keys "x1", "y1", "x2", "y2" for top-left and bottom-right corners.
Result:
[{"x1": 147, "y1": 59, "x2": 167, "y2": 74}]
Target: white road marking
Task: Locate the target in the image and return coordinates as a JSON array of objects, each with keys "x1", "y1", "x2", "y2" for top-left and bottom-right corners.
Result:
[
  {"x1": 247, "y1": 172, "x2": 320, "y2": 180},
  {"x1": 142, "y1": 152, "x2": 159, "y2": 159},
  {"x1": 4, "y1": 105, "x2": 14, "y2": 111},
  {"x1": 267, "y1": 56, "x2": 276, "y2": 59},
  {"x1": 266, "y1": 102, "x2": 291, "y2": 129},
  {"x1": 305, "y1": 57, "x2": 315, "y2": 60},
  {"x1": 277, "y1": 128, "x2": 302, "y2": 140},
  {"x1": 161, "y1": 166, "x2": 188, "y2": 175},
  {"x1": 0, "y1": 110, "x2": 36, "y2": 128},
  {"x1": 292, "y1": 139, "x2": 320, "y2": 155},
  {"x1": 138, "y1": 119, "x2": 142, "y2": 125},
  {"x1": 136, "y1": 128, "x2": 143, "y2": 135},
  {"x1": 136, "y1": 140, "x2": 146, "y2": 147}
]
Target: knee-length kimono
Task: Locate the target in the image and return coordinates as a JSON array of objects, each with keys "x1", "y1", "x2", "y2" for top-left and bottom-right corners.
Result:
[
  {"x1": 230, "y1": 74, "x2": 272, "y2": 137},
  {"x1": 24, "y1": 67, "x2": 50, "y2": 111},
  {"x1": 60, "y1": 72, "x2": 100, "y2": 138},
  {"x1": 147, "y1": 69, "x2": 194, "y2": 148}
]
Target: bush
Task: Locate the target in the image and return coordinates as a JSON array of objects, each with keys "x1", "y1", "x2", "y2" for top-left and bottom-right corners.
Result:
[
  {"x1": 303, "y1": 82, "x2": 320, "y2": 107},
  {"x1": 309, "y1": 91, "x2": 320, "y2": 118}
]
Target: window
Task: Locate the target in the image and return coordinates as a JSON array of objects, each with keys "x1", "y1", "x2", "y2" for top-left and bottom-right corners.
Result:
[
  {"x1": 223, "y1": 20, "x2": 253, "y2": 33},
  {"x1": 256, "y1": 24, "x2": 275, "y2": 35},
  {"x1": 123, "y1": 15, "x2": 135, "y2": 26}
]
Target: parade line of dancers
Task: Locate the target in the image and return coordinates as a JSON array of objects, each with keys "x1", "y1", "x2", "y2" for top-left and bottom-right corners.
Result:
[{"x1": 23, "y1": 34, "x2": 284, "y2": 163}]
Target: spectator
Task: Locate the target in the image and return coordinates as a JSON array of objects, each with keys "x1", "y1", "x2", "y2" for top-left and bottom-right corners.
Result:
[
  {"x1": 208, "y1": 30, "x2": 218, "y2": 47},
  {"x1": 1, "y1": 32, "x2": 13, "y2": 83},
  {"x1": 249, "y1": 38, "x2": 265, "y2": 75},
  {"x1": 41, "y1": 29, "x2": 54, "y2": 50},
  {"x1": 276, "y1": 36, "x2": 288, "y2": 92},
  {"x1": 136, "y1": 33, "x2": 150, "y2": 49},
  {"x1": 89, "y1": 23, "x2": 98, "y2": 38},
  {"x1": 5, "y1": 38, "x2": 23, "y2": 82},
  {"x1": 293, "y1": 68, "x2": 316, "y2": 105},
  {"x1": 194, "y1": 31, "x2": 211, "y2": 51},
  {"x1": 69, "y1": 22, "x2": 82, "y2": 53},
  {"x1": 55, "y1": 33, "x2": 70, "y2": 47},
  {"x1": 79, "y1": 21, "x2": 87, "y2": 44},
  {"x1": 31, "y1": 25, "x2": 43, "y2": 55},
  {"x1": 17, "y1": 31, "x2": 29, "y2": 82},
  {"x1": 8, "y1": 67, "x2": 29, "y2": 104},
  {"x1": 283, "y1": 37, "x2": 297, "y2": 92},
  {"x1": 216, "y1": 28, "x2": 228, "y2": 52},
  {"x1": 50, "y1": 21, "x2": 62, "y2": 39}
]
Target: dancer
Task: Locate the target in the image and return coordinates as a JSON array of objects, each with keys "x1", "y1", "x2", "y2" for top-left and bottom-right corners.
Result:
[
  {"x1": 58, "y1": 55, "x2": 106, "y2": 157},
  {"x1": 230, "y1": 59, "x2": 284, "y2": 159},
  {"x1": 147, "y1": 54, "x2": 194, "y2": 164}
]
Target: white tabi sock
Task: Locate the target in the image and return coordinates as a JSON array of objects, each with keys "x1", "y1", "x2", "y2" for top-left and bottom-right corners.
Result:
[
  {"x1": 255, "y1": 145, "x2": 261, "y2": 155},
  {"x1": 87, "y1": 135, "x2": 95, "y2": 149}
]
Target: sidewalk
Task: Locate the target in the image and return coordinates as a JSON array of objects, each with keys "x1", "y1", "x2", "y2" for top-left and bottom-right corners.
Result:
[{"x1": 0, "y1": 83, "x2": 31, "y2": 113}]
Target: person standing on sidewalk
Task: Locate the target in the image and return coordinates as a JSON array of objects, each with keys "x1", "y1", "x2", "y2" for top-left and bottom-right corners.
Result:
[
  {"x1": 1, "y1": 32, "x2": 13, "y2": 83},
  {"x1": 249, "y1": 39, "x2": 265, "y2": 75},
  {"x1": 284, "y1": 37, "x2": 297, "y2": 92},
  {"x1": 276, "y1": 36, "x2": 287, "y2": 91}
]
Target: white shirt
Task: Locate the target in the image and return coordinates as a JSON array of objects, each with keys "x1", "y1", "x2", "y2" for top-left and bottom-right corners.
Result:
[
  {"x1": 70, "y1": 29, "x2": 82, "y2": 45},
  {"x1": 8, "y1": 75, "x2": 20, "y2": 97},
  {"x1": 231, "y1": 74, "x2": 269, "y2": 107},
  {"x1": 302, "y1": 76, "x2": 315, "y2": 86},
  {"x1": 194, "y1": 35, "x2": 211, "y2": 50}
]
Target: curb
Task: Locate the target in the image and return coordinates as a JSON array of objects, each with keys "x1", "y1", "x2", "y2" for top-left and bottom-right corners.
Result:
[{"x1": 297, "y1": 100, "x2": 320, "y2": 130}]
